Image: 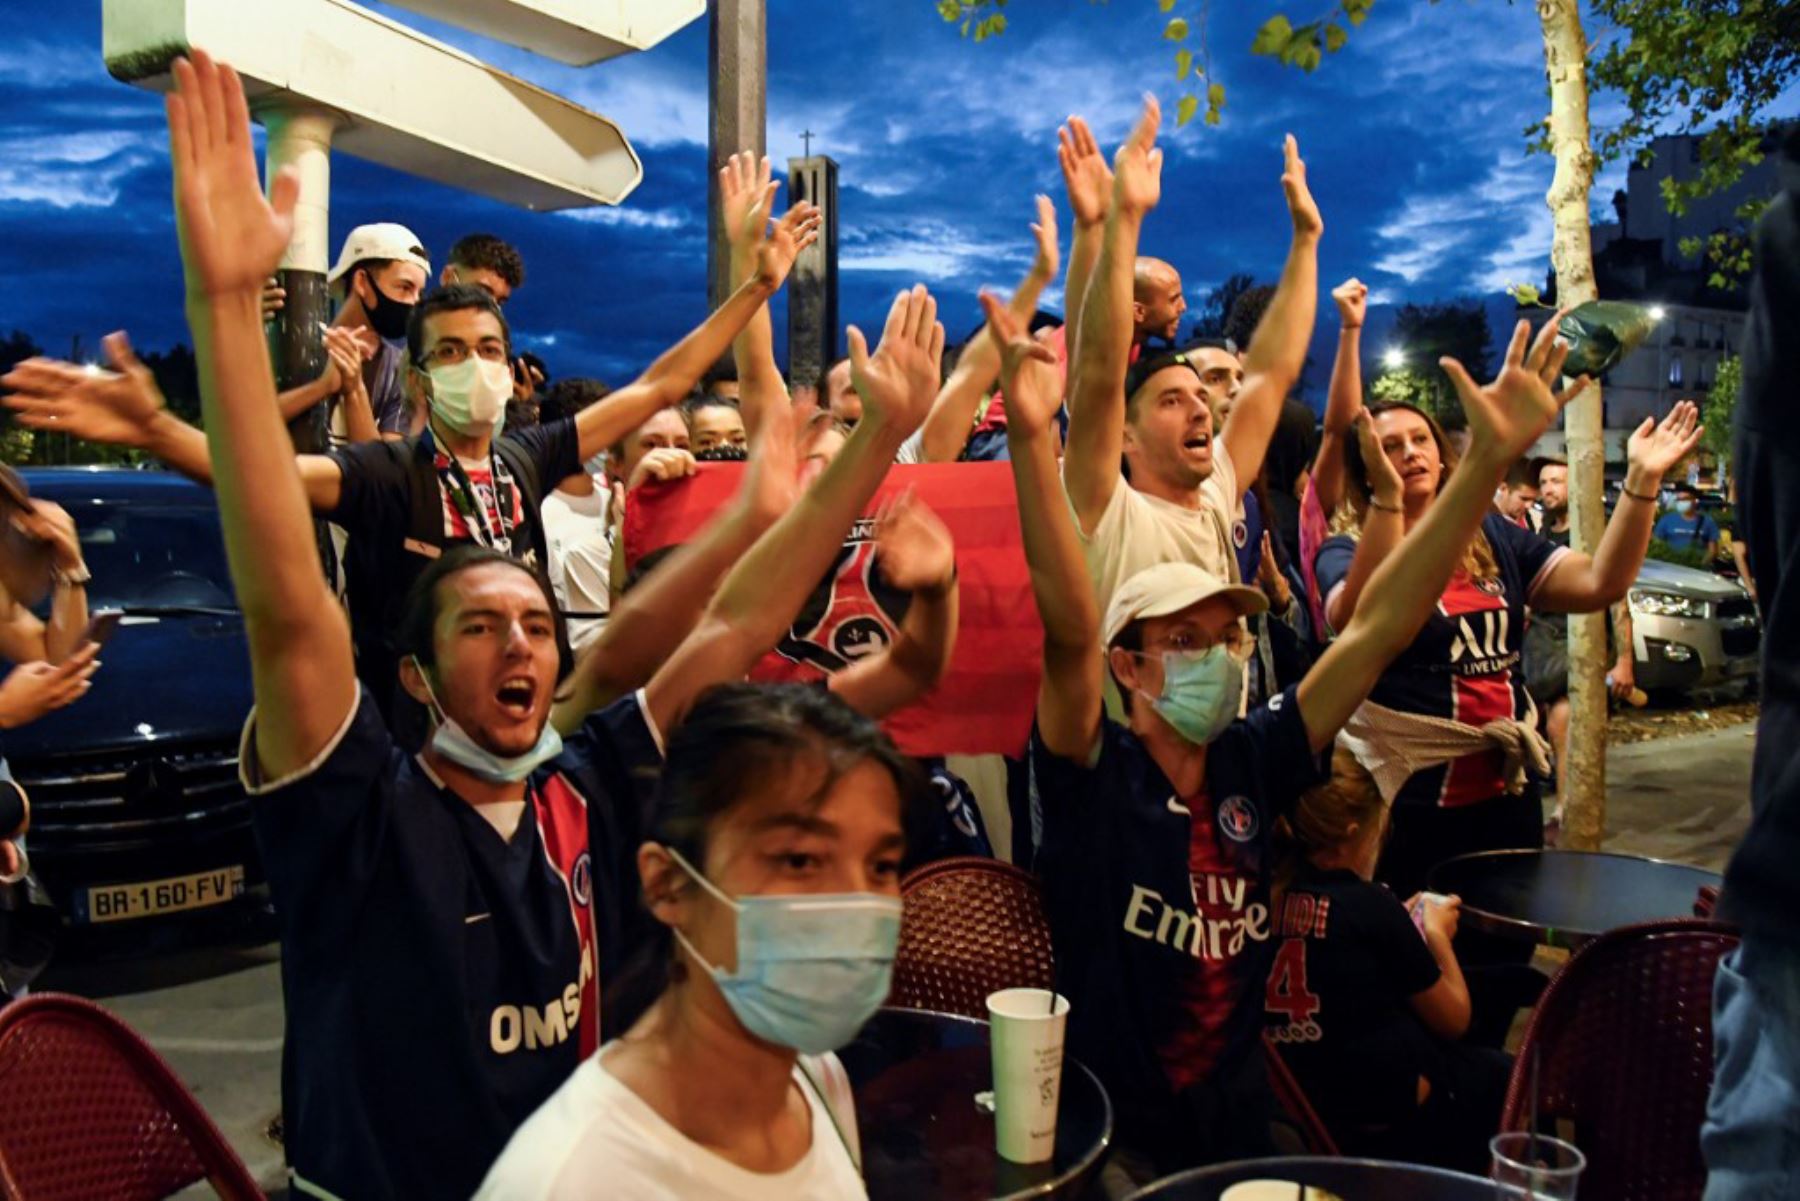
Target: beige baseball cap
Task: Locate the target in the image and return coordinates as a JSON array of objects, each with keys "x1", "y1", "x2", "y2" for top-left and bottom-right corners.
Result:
[
  {"x1": 1102, "y1": 561, "x2": 1268, "y2": 647},
  {"x1": 327, "y1": 222, "x2": 430, "y2": 284}
]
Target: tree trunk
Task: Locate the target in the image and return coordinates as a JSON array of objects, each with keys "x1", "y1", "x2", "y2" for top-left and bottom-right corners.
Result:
[{"x1": 1537, "y1": 0, "x2": 1607, "y2": 851}]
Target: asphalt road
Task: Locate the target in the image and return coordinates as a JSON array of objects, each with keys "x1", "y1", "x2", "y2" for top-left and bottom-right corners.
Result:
[{"x1": 30, "y1": 721, "x2": 1759, "y2": 1194}]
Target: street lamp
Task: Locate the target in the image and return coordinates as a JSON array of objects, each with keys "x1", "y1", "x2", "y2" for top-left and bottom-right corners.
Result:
[
  {"x1": 1648, "y1": 305, "x2": 1667, "y2": 321},
  {"x1": 1382, "y1": 348, "x2": 1406, "y2": 371}
]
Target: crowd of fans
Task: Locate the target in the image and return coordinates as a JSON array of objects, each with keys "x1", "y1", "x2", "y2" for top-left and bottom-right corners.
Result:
[{"x1": 0, "y1": 51, "x2": 1793, "y2": 1201}]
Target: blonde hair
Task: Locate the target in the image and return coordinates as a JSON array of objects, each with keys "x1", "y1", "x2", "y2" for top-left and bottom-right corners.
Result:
[
  {"x1": 1273, "y1": 744, "x2": 1387, "y2": 899},
  {"x1": 1340, "y1": 402, "x2": 1499, "y2": 582}
]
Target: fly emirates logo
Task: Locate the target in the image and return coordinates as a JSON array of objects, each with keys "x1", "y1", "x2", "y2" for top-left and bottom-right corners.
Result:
[{"x1": 1122, "y1": 873, "x2": 1270, "y2": 961}]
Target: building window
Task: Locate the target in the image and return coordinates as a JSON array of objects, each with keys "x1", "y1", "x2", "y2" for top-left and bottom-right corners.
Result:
[{"x1": 1668, "y1": 355, "x2": 1684, "y2": 387}]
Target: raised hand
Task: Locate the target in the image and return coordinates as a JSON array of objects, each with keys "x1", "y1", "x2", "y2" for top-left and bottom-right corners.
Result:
[
  {"x1": 847, "y1": 284, "x2": 945, "y2": 437},
  {"x1": 1352, "y1": 410, "x2": 1404, "y2": 506},
  {"x1": 1057, "y1": 115, "x2": 1113, "y2": 228},
  {"x1": 720, "y1": 150, "x2": 778, "y2": 261},
  {"x1": 10, "y1": 500, "x2": 84, "y2": 576},
  {"x1": 0, "y1": 644, "x2": 100, "y2": 730},
  {"x1": 1626, "y1": 399, "x2": 1703, "y2": 481},
  {"x1": 628, "y1": 447, "x2": 698, "y2": 492},
  {"x1": 323, "y1": 332, "x2": 369, "y2": 410},
  {"x1": 1, "y1": 332, "x2": 169, "y2": 449},
  {"x1": 166, "y1": 51, "x2": 299, "y2": 299},
  {"x1": 874, "y1": 488, "x2": 956, "y2": 594},
  {"x1": 1443, "y1": 315, "x2": 1592, "y2": 464},
  {"x1": 1029, "y1": 193, "x2": 1061, "y2": 281},
  {"x1": 980, "y1": 291, "x2": 1061, "y2": 437},
  {"x1": 1111, "y1": 95, "x2": 1163, "y2": 217},
  {"x1": 1331, "y1": 278, "x2": 1368, "y2": 329},
  {"x1": 1281, "y1": 134, "x2": 1322, "y2": 241},
  {"x1": 753, "y1": 202, "x2": 821, "y2": 293}
]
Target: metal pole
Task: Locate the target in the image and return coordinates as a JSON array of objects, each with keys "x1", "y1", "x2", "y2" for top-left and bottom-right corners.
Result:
[
  {"x1": 261, "y1": 106, "x2": 338, "y2": 455},
  {"x1": 707, "y1": 0, "x2": 766, "y2": 314}
]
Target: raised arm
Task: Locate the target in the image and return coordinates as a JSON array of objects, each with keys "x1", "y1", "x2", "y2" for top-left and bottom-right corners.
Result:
[
  {"x1": 165, "y1": 51, "x2": 354, "y2": 778},
  {"x1": 1218, "y1": 135, "x2": 1322, "y2": 489},
  {"x1": 1057, "y1": 116, "x2": 1111, "y2": 359},
  {"x1": 1064, "y1": 97, "x2": 1162, "y2": 534},
  {"x1": 722, "y1": 151, "x2": 820, "y2": 438},
  {"x1": 918, "y1": 195, "x2": 1059, "y2": 463},
  {"x1": 1322, "y1": 414, "x2": 1406, "y2": 633},
  {"x1": 985, "y1": 292, "x2": 1102, "y2": 760},
  {"x1": 571, "y1": 202, "x2": 809, "y2": 462},
  {"x1": 1296, "y1": 318, "x2": 1592, "y2": 752},
  {"x1": 2, "y1": 502, "x2": 90, "y2": 664},
  {"x1": 828, "y1": 493, "x2": 959, "y2": 719},
  {"x1": 1533, "y1": 401, "x2": 1701, "y2": 613},
  {"x1": 643, "y1": 286, "x2": 943, "y2": 734},
  {"x1": 1313, "y1": 278, "x2": 1368, "y2": 514},
  {"x1": 1, "y1": 333, "x2": 345, "y2": 511}
]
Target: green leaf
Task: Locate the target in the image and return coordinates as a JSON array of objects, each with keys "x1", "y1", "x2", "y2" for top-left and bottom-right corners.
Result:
[
  {"x1": 1251, "y1": 14, "x2": 1293, "y2": 55},
  {"x1": 1176, "y1": 93, "x2": 1199, "y2": 126},
  {"x1": 1175, "y1": 48, "x2": 1193, "y2": 79},
  {"x1": 1324, "y1": 22, "x2": 1348, "y2": 52},
  {"x1": 937, "y1": 0, "x2": 961, "y2": 23},
  {"x1": 1346, "y1": 0, "x2": 1371, "y2": 27},
  {"x1": 1159, "y1": 0, "x2": 1177, "y2": 10},
  {"x1": 1164, "y1": 17, "x2": 1189, "y2": 41},
  {"x1": 1208, "y1": 81, "x2": 1226, "y2": 109},
  {"x1": 1204, "y1": 106, "x2": 1222, "y2": 126},
  {"x1": 1506, "y1": 282, "x2": 1543, "y2": 307}
]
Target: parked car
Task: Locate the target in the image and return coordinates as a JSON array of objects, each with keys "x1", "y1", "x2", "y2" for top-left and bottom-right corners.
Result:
[
  {"x1": 1627, "y1": 557, "x2": 1760, "y2": 694},
  {"x1": 3, "y1": 469, "x2": 263, "y2": 939}
]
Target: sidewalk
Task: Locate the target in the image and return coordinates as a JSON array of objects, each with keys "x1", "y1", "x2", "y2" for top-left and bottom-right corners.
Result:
[{"x1": 1603, "y1": 720, "x2": 1755, "y2": 872}]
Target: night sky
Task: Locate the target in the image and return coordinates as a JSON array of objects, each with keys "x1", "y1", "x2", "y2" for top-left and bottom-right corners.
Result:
[{"x1": 3, "y1": 0, "x2": 1793, "y2": 398}]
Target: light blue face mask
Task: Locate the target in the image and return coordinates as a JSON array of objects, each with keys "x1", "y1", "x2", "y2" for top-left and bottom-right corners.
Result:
[
  {"x1": 1136, "y1": 643, "x2": 1245, "y2": 746},
  {"x1": 665, "y1": 846, "x2": 901, "y2": 1055},
  {"x1": 410, "y1": 657, "x2": 563, "y2": 783}
]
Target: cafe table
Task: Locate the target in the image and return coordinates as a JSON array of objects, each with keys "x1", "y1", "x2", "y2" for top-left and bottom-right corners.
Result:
[
  {"x1": 839, "y1": 1006, "x2": 1112, "y2": 1201},
  {"x1": 1123, "y1": 1155, "x2": 1495, "y2": 1200},
  {"x1": 1429, "y1": 848, "x2": 1723, "y2": 949}
]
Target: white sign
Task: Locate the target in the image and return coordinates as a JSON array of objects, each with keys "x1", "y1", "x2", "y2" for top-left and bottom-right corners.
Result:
[{"x1": 386, "y1": 0, "x2": 704, "y2": 66}]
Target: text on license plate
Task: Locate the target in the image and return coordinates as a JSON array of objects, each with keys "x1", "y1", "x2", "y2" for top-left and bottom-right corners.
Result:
[{"x1": 80, "y1": 866, "x2": 246, "y2": 924}]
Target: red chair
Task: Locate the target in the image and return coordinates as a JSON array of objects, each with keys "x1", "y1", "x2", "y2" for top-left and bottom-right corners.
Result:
[
  {"x1": 0, "y1": 992, "x2": 264, "y2": 1200},
  {"x1": 1261, "y1": 1034, "x2": 1341, "y2": 1157},
  {"x1": 889, "y1": 856, "x2": 1055, "y2": 1019},
  {"x1": 1500, "y1": 918, "x2": 1739, "y2": 1201}
]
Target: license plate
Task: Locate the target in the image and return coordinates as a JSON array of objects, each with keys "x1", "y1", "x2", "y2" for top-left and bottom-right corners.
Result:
[{"x1": 76, "y1": 866, "x2": 246, "y2": 924}]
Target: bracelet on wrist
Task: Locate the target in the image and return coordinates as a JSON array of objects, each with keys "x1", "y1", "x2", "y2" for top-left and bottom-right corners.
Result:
[
  {"x1": 1369, "y1": 497, "x2": 1403, "y2": 514},
  {"x1": 1620, "y1": 485, "x2": 1658, "y2": 504}
]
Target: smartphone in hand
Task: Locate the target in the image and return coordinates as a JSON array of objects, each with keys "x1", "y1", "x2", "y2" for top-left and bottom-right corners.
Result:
[{"x1": 82, "y1": 609, "x2": 123, "y2": 647}]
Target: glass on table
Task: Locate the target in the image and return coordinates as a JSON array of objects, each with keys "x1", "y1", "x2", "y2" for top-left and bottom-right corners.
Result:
[{"x1": 1490, "y1": 1131, "x2": 1586, "y2": 1199}]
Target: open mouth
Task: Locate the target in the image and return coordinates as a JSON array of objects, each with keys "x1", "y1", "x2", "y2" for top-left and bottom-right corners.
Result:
[
  {"x1": 1183, "y1": 433, "x2": 1212, "y2": 453},
  {"x1": 1403, "y1": 465, "x2": 1430, "y2": 481},
  {"x1": 495, "y1": 677, "x2": 537, "y2": 719}
]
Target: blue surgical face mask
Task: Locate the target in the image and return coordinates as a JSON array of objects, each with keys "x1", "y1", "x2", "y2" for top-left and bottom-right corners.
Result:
[
  {"x1": 1675, "y1": 499, "x2": 1695, "y2": 515},
  {"x1": 665, "y1": 846, "x2": 901, "y2": 1055},
  {"x1": 410, "y1": 656, "x2": 562, "y2": 783},
  {"x1": 1136, "y1": 643, "x2": 1245, "y2": 746}
]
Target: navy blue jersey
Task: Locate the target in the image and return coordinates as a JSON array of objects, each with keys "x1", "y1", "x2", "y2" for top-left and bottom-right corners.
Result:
[
  {"x1": 1030, "y1": 688, "x2": 1325, "y2": 1148},
  {"x1": 1315, "y1": 513, "x2": 1566, "y2": 808},
  {"x1": 1265, "y1": 867, "x2": 1442, "y2": 1125},
  {"x1": 243, "y1": 688, "x2": 660, "y2": 1201}
]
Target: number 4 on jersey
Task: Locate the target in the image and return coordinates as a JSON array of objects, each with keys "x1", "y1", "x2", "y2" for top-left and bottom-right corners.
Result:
[{"x1": 1265, "y1": 938, "x2": 1321, "y2": 1025}]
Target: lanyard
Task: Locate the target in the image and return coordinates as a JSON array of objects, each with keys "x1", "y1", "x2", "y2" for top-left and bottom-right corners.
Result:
[{"x1": 432, "y1": 426, "x2": 515, "y2": 553}]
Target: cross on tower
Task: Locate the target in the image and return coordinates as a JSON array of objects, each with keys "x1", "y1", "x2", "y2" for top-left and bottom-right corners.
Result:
[{"x1": 801, "y1": 129, "x2": 815, "y2": 158}]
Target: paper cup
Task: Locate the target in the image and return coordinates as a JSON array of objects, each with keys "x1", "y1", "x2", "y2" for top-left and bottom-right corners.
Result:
[{"x1": 986, "y1": 987, "x2": 1069, "y2": 1164}]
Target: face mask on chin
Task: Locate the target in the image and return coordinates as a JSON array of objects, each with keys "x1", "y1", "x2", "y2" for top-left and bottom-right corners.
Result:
[
  {"x1": 409, "y1": 656, "x2": 562, "y2": 783},
  {"x1": 427, "y1": 357, "x2": 513, "y2": 439},
  {"x1": 359, "y1": 276, "x2": 414, "y2": 342}
]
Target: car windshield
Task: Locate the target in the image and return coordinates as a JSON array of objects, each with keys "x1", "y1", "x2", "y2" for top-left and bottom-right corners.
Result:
[{"x1": 66, "y1": 501, "x2": 238, "y2": 612}]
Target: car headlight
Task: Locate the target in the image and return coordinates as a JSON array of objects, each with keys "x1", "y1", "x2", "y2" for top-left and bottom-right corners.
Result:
[{"x1": 1630, "y1": 590, "x2": 1709, "y2": 619}]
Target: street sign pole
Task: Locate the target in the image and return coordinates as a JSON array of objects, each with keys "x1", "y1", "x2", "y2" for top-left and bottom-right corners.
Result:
[
  {"x1": 708, "y1": 0, "x2": 767, "y2": 315},
  {"x1": 262, "y1": 106, "x2": 338, "y2": 454}
]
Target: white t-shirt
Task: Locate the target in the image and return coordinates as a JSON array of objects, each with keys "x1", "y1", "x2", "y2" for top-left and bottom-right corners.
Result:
[
  {"x1": 1073, "y1": 439, "x2": 1243, "y2": 612},
  {"x1": 476, "y1": 1045, "x2": 867, "y2": 1201},
  {"x1": 540, "y1": 483, "x2": 612, "y2": 653}
]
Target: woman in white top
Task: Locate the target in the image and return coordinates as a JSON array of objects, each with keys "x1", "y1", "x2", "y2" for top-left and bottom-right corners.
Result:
[{"x1": 479, "y1": 681, "x2": 921, "y2": 1201}]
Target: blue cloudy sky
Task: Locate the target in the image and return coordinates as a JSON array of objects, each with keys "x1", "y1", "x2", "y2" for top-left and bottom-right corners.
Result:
[{"x1": 1, "y1": 0, "x2": 1792, "y2": 396}]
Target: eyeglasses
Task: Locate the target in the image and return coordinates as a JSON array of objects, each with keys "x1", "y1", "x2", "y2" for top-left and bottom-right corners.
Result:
[
  {"x1": 422, "y1": 340, "x2": 509, "y2": 368},
  {"x1": 1140, "y1": 626, "x2": 1255, "y2": 661}
]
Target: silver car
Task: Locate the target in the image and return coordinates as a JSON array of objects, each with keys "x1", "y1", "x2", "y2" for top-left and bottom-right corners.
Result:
[{"x1": 1627, "y1": 559, "x2": 1760, "y2": 693}]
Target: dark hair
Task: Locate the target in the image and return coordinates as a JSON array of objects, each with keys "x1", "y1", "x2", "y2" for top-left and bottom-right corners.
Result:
[
  {"x1": 1124, "y1": 348, "x2": 1203, "y2": 413},
  {"x1": 1344, "y1": 401, "x2": 1500, "y2": 580},
  {"x1": 683, "y1": 393, "x2": 741, "y2": 420},
  {"x1": 604, "y1": 683, "x2": 928, "y2": 1032},
  {"x1": 447, "y1": 233, "x2": 525, "y2": 289},
  {"x1": 407, "y1": 284, "x2": 512, "y2": 368},
  {"x1": 702, "y1": 358, "x2": 738, "y2": 387},
  {"x1": 395, "y1": 545, "x2": 572, "y2": 684},
  {"x1": 1223, "y1": 285, "x2": 1276, "y2": 354},
  {"x1": 1264, "y1": 399, "x2": 1321, "y2": 498},
  {"x1": 1503, "y1": 458, "x2": 1539, "y2": 490},
  {"x1": 540, "y1": 377, "x2": 611, "y2": 425},
  {"x1": 1674, "y1": 482, "x2": 1698, "y2": 497},
  {"x1": 1533, "y1": 456, "x2": 1567, "y2": 488}
]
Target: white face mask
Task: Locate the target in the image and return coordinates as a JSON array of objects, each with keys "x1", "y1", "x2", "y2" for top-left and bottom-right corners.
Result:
[{"x1": 427, "y1": 357, "x2": 512, "y2": 437}]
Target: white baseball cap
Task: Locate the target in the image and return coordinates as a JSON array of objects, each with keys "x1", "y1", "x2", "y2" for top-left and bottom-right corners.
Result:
[
  {"x1": 327, "y1": 223, "x2": 430, "y2": 284},
  {"x1": 1102, "y1": 561, "x2": 1267, "y2": 647}
]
